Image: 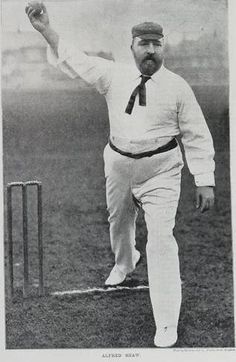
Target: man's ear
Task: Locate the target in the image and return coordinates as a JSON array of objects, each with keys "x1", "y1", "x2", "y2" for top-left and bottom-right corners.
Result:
[{"x1": 130, "y1": 38, "x2": 135, "y2": 50}]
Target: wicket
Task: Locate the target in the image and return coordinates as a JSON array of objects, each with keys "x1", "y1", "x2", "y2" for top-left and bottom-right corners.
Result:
[{"x1": 7, "y1": 180, "x2": 44, "y2": 299}]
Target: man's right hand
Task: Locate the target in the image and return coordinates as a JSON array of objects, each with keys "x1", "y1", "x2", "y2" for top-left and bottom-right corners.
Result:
[
  {"x1": 25, "y1": 2, "x2": 49, "y2": 34},
  {"x1": 25, "y1": 1, "x2": 59, "y2": 55}
]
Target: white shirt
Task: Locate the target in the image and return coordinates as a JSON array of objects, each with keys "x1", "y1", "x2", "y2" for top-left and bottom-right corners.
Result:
[{"x1": 48, "y1": 37, "x2": 215, "y2": 187}]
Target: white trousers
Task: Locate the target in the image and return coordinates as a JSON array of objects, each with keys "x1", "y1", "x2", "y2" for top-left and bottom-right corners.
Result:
[{"x1": 103, "y1": 142, "x2": 184, "y2": 330}]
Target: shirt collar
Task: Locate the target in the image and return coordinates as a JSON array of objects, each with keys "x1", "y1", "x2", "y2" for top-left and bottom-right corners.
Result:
[{"x1": 132, "y1": 63, "x2": 166, "y2": 83}]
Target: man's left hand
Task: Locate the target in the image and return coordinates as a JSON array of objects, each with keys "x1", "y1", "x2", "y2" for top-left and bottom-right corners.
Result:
[{"x1": 195, "y1": 186, "x2": 215, "y2": 213}]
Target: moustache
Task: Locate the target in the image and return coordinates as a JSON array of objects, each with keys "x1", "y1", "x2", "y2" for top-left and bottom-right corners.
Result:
[{"x1": 143, "y1": 55, "x2": 156, "y2": 62}]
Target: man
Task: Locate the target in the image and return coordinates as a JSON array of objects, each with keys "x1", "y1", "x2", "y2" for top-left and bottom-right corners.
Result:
[{"x1": 26, "y1": 2, "x2": 215, "y2": 348}]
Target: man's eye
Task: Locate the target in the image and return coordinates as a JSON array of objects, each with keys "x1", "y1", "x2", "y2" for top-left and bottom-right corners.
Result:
[{"x1": 139, "y1": 41, "x2": 162, "y2": 47}]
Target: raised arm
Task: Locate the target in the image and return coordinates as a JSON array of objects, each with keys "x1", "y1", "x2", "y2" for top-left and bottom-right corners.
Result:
[
  {"x1": 25, "y1": 2, "x2": 59, "y2": 56},
  {"x1": 25, "y1": 1, "x2": 113, "y2": 94}
]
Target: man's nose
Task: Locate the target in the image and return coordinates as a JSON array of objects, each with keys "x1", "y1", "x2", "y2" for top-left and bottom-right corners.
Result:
[{"x1": 147, "y1": 43, "x2": 155, "y2": 54}]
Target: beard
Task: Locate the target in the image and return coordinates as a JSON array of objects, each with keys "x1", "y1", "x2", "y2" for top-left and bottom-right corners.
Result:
[{"x1": 138, "y1": 55, "x2": 163, "y2": 76}]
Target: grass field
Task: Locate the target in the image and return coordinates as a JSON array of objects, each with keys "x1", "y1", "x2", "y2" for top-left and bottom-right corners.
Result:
[{"x1": 2, "y1": 88, "x2": 234, "y2": 348}]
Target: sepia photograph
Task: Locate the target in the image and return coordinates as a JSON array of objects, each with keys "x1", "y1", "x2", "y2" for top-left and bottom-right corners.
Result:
[{"x1": 1, "y1": 0, "x2": 235, "y2": 357}]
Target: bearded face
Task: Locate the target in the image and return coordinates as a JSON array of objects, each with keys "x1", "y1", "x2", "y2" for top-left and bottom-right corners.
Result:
[{"x1": 131, "y1": 37, "x2": 164, "y2": 76}]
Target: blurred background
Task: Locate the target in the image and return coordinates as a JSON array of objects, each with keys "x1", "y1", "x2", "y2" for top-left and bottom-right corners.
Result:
[
  {"x1": 2, "y1": 0, "x2": 228, "y2": 82},
  {"x1": 2, "y1": 0, "x2": 229, "y2": 150}
]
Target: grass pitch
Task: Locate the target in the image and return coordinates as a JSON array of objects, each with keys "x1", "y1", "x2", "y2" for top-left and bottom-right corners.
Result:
[{"x1": 2, "y1": 89, "x2": 234, "y2": 348}]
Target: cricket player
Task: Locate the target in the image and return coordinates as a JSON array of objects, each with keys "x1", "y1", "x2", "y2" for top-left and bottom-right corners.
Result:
[{"x1": 26, "y1": 1, "x2": 215, "y2": 348}]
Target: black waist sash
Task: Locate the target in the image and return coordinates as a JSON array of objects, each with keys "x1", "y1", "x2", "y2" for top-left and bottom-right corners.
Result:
[{"x1": 108, "y1": 138, "x2": 178, "y2": 159}]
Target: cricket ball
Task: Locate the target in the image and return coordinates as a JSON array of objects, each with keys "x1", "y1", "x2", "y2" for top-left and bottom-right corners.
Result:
[{"x1": 30, "y1": 2, "x2": 44, "y2": 15}]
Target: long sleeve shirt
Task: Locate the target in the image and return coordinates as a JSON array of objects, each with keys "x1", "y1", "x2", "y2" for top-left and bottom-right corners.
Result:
[{"x1": 47, "y1": 37, "x2": 215, "y2": 187}]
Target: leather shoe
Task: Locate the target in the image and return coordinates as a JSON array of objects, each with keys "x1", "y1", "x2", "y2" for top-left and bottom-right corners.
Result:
[
  {"x1": 105, "y1": 252, "x2": 142, "y2": 287},
  {"x1": 154, "y1": 326, "x2": 178, "y2": 348},
  {"x1": 105, "y1": 264, "x2": 126, "y2": 286}
]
